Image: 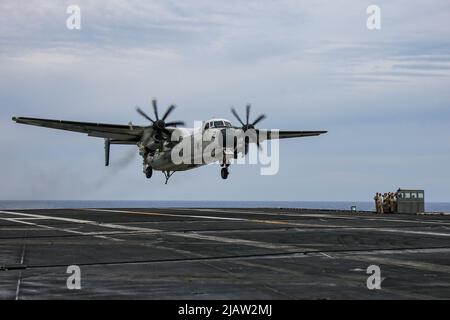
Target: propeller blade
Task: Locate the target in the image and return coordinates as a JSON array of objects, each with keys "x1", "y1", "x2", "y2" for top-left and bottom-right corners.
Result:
[
  {"x1": 252, "y1": 114, "x2": 266, "y2": 126},
  {"x1": 104, "y1": 138, "x2": 110, "y2": 166},
  {"x1": 136, "y1": 106, "x2": 154, "y2": 123},
  {"x1": 165, "y1": 120, "x2": 185, "y2": 127},
  {"x1": 162, "y1": 104, "x2": 176, "y2": 121},
  {"x1": 152, "y1": 99, "x2": 159, "y2": 120},
  {"x1": 231, "y1": 107, "x2": 245, "y2": 126},
  {"x1": 256, "y1": 130, "x2": 263, "y2": 151},
  {"x1": 246, "y1": 103, "x2": 251, "y2": 125}
]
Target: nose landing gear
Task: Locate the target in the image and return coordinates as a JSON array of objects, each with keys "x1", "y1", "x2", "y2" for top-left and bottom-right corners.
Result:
[{"x1": 220, "y1": 161, "x2": 230, "y2": 180}]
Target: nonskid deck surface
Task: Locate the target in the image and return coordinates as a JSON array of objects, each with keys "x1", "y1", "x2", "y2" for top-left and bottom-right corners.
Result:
[{"x1": 1, "y1": 207, "x2": 450, "y2": 299}]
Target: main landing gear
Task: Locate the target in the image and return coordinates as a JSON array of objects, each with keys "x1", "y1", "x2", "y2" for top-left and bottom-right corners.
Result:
[
  {"x1": 220, "y1": 164, "x2": 230, "y2": 180},
  {"x1": 221, "y1": 167, "x2": 229, "y2": 179},
  {"x1": 145, "y1": 166, "x2": 153, "y2": 179}
]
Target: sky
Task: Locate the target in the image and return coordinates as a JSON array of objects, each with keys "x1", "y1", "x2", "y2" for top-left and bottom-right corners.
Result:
[{"x1": 0, "y1": 0, "x2": 450, "y2": 201}]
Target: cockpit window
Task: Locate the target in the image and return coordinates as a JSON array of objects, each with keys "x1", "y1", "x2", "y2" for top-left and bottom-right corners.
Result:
[{"x1": 206, "y1": 121, "x2": 231, "y2": 129}]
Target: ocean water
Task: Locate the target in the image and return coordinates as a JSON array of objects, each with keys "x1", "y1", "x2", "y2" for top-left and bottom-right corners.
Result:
[{"x1": 1, "y1": 200, "x2": 450, "y2": 212}]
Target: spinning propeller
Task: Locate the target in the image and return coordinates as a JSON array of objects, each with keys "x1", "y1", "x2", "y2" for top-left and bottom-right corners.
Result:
[
  {"x1": 136, "y1": 99, "x2": 184, "y2": 139},
  {"x1": 231, "y1": 104, "x2": 266, "y2": 131},
  {"x1": 231, "y1": 104, "x2": 266, "y2": 149}
]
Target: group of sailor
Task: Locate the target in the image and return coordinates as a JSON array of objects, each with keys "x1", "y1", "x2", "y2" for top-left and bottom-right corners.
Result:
[{"x1": 374, "y1": 192, "x2": 400, "y2": 214}]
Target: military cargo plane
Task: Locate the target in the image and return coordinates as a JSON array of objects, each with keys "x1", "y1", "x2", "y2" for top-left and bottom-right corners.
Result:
[{"x1": 12, "y1": 99, "x2": 327, "y2": 183}]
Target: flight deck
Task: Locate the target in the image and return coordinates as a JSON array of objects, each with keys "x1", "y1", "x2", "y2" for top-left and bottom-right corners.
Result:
[{"x1": 1, "y1": 207, "x2": 450, "y2": 299}]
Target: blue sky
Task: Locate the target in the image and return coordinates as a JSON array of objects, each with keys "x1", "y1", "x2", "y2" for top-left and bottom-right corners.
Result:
[{"x1": 1, "y1": 0, "x2": 449, "y2": 201}]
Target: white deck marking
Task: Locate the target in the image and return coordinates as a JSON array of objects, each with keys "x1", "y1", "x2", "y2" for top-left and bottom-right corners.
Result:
[
  {"x1": 0, "y1": 210, "x2": 159, "y2": 232},
  {"x1": 15, "y1": 274, "x2": 22, "y2": 300},
  {"x1": 188, "y1": 209, "x2": 450, "y2": 226},
  {"x1": 2, "y1": 209, "x2": 450, "y2": 259},
  {"x1": 183, "y1": 208, "x2": 357, "y2": 219},
  {"x1": 0, "y1": 218, "x2": 124, "y2": 242},
  {"x1": 86, "y1": 209, "x2": 302, "y2": 250},
  {"x1": 164, "y1": 231, "x2": 300, "y2": 251},
  {"x1": 9, "y1": 217, "x2": 47, "y2": 220},
  {"x1": 15, "y1": 238, "x2": 27, "y2": 300},
  {"x1": 320, "y1": 252, "x2": 335, "y2": 259},
  {"x1": 278, "y1": 226, "x2": 450, "y2": 238},
  {"x1": 88, "y1": 208, "x2": 346, "y2": 228},
  {"x1": 346, "y1": 255, "x2": 450, "y2": 274},
  {"x1": 85, "y1": 208, "x2": 244, "y2": 221},
  {"x1": 0, "y1": 210, "x2": 301, "y2": 251},
  {"x1": 82, "y1": 209, "x2": 450, "y2": 238},
  {"x1": 344, "y1": 247, "x2": 450, "y2": 255},
  {"x1": 347, "y1": 227, "x2": 450, "y2": 238}
]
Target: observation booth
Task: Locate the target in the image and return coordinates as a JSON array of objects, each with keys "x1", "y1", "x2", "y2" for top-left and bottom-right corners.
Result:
[{"x1": 397, "y1": 189, "x2": 425, "y2": 214}]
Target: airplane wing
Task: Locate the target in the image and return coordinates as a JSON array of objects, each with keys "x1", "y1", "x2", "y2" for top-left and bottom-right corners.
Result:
[
  {"x1": 259, "y1": 129, "x2": 328, "y2": 140},
  {"x1": 12, "y1": 116, "x2": 145, "y2": 144}
]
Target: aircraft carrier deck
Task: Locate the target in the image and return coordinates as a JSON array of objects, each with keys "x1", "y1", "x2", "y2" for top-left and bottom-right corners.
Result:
[{"x1": 1, "y1": 207, "x2": 450, "y2": 299}]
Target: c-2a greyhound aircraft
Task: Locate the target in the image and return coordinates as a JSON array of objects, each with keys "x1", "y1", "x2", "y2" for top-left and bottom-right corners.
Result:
[{"x1": 12, "y1": 99, "x2": 327, "y2": 184}]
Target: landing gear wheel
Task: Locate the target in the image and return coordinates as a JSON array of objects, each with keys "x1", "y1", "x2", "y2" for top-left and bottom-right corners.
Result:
[
  {"x1": 145, "y1": 166, "x2": 153, "y2": 179},
  {"x1": 221, "y1": 167, "x2": 229, "y2": 180}
]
